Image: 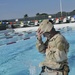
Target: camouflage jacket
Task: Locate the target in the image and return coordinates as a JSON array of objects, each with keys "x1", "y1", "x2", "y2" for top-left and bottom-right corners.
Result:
[{"x1": 36, "y1": 33, "x2": 69, "y2": 69}]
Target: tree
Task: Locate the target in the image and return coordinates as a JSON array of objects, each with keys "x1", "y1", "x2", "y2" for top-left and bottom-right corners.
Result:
[
  {"x1": 36, "y1": 13, "x2": 40, "y2": 16},
  {"x1": 24, "y1": 14, "x2": 28, "y2": 18},
  {"x1": 41, "y1": 13, "x2": 48, "y2": 16}
]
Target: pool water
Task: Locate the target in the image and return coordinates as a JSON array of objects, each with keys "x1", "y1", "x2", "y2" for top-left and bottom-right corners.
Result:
[{"x1": 0, "y1": 30, "x2": 75, "y2": 75}]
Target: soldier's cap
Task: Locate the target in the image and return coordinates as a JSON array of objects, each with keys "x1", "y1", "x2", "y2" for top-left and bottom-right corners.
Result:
[{"x1": 38, "y1": 19, "x2": 54, "y2": 33}]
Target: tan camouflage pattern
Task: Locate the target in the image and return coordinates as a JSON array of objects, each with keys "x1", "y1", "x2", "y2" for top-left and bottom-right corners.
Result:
[
  {"x1": 38, "y1": 19, "x2": 53, "y2": 33},
  {"x1": 36, "y1": 19, "x2": 69, "y2": 75},
  {"x1": 41, "y1": 67, "x2": 63, "y2": 75},
  {"x1": 36, "y1": 33, "x2": 69, "y2": 69}
]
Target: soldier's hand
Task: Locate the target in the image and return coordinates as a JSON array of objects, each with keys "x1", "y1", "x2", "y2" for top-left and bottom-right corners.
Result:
[{"x1": 36, "y1": 28, "x2": 43, "y2": 40}]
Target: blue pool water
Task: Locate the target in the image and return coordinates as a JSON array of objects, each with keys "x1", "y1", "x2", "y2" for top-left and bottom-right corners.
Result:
[{"x1": 0, "y1": 29, "x2": 75, "y2": 75}]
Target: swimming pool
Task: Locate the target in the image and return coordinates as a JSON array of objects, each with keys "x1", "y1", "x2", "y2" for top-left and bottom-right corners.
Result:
[{"x1": 0, "y1": 29, "x2": 75, "y2": 75}]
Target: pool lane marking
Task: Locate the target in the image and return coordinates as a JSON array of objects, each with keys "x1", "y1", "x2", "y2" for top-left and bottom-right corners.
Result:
[{"x1": 0, "y1": 36, "x2": 36, "y2": 46}]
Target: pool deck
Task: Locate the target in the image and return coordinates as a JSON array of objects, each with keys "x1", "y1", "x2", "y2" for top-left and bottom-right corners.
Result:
[
  {"x1": 13, "y1": 22, "x2": 75, "y2": 32},
  {"x1": 0, "y1": 22, "x2": 75, "y2": 33}
]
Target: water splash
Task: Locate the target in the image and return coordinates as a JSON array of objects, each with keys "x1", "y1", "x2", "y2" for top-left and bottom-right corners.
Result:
[{"x1": 29, "y1": 65, "x2": 36, "y2": 75}]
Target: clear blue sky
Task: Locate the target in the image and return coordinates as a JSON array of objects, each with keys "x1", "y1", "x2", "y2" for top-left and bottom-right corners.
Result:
[{"x1": 0, "y1": 0, "x2": 75, "y2": 20}]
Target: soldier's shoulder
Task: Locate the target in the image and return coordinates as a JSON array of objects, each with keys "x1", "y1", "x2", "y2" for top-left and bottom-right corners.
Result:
[{"x1": 55, "y1": 33, "x2": 65, "y2": 41}]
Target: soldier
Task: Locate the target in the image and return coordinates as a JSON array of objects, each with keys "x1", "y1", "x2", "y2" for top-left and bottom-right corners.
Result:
[{"x1": 36, "y1": 19, "x2": 70, "y2": 75}]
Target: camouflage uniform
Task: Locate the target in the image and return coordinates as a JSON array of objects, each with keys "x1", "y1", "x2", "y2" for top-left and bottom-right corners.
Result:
[{"x1": 36, "y1": 19, "x2": 70, "y2": 75}]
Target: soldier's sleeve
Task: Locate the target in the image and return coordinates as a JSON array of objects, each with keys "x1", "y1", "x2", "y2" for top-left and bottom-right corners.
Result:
[
  {"x1": 36, "y1": 38, "x2": 47, "y2": 54},
  {"x1": 56, "y1": 35, "x2": 69, "y2": 52}
]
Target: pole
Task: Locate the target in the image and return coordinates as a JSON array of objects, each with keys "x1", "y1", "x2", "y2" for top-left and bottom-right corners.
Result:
[{"x1": 60, "y1": 0, "x2": 62, "y2": 17}]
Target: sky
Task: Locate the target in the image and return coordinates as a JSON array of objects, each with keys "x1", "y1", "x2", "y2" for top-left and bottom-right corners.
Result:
[{"x1": 0, "y1": 0, "x2": 75, "y2": 20}]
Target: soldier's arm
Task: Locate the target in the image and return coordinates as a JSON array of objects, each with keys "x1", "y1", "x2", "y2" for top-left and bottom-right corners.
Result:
[
  {"x1": 36, "y1": 39, "x2": 48, "y2": 53},
  {"x1": 36, "y1": 38, "x2": 47, "y2": 54},
  {"x1": 36, "y1": 28, "x2": 47, "y2": 54},
  {"x1": 56, "y1": 35, "x2": 69, "y2": 52}
]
